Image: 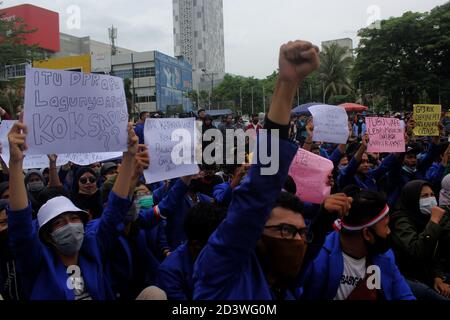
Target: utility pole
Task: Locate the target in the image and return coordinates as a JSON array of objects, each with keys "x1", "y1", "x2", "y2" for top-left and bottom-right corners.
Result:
[
  {"x1": 263, "y1": 86, "x2": 266, "y2": 113},
  {"x1": 251, "y1": 86, "x2": 254, "y2": 115},
  {"x1": 239, "y1": 86, "x2": 243, "y2": 115}
]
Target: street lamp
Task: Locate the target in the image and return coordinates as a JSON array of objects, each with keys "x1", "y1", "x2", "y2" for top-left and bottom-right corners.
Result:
[{"x1": 202, "y1": 69, "x2": 218, "y2": 110}]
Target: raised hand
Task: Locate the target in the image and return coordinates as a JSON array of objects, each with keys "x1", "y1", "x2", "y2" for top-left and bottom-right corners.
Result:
[
  {"x1": 278, "y1": 40, "x2": 320, "y2": 84},
  {"x1": 8, "y1": 121, "x2": 28, "y2": 165},
  {"x1": 324, "y1": 193, "x2": 353, "y2": 218}
]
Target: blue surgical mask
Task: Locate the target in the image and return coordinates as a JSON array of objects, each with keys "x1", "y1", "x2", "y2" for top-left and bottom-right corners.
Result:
[{"x1": 419, "y1": 197, "x2": 437, "y2": 216}]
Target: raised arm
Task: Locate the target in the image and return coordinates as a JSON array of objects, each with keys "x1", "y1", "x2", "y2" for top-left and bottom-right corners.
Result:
[
  {"x1": 193, "y1": 40, "x2": 320, "y2": 299},
  {"x1": 47, "y1": 154, "x2": 63, "y2": 188}
]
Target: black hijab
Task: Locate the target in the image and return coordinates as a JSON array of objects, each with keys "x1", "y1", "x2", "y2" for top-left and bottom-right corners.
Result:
[{"x1": 71, "y1": 167, "x2": 103, "y2": 220}]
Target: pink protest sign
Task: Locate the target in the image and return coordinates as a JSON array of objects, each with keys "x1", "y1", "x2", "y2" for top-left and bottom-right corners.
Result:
[
  {"x1": 366, "y1": 117, "x2": 405, "y2": 153},
  {"x1": 288, "y1": 148, "x2": 333, "y2": 204}
]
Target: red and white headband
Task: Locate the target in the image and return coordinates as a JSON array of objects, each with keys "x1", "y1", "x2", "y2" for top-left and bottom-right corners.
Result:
[{"x1": 333, "y1": 204, "x2": 389, "y2": 232}]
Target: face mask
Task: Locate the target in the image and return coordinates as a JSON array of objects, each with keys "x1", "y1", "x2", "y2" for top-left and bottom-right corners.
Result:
[
  {"x1": 256, "y1": 234, "x2": 307, "y2": 287},
  {"x1": 419, "y1": 197, "x2": 437, "y2": 216},
  {"x1": 27, "y1": 181, "x2": 45, "y2": 193},
  {"x1": 358, "y1": 119, "x2": 363, "y2": 124},
  {"x1": 338, "y1": 164, "x2": 347, "y2": 171},
  {"x1": 364, "y1": 228, "x2": 391, "y2": 255},
  {"x1": 137, "y1": 195, "x2": 153, "y2": 209},
  {"x1": 402, "y1": 165, "x2": 417, "y2": 175},
  {"x1": 51, "y1": 222, "x2": 84, "y2": 257}
]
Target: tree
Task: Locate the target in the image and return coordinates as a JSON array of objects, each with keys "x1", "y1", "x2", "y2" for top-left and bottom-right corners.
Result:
[
  {"x1": 319, "y1": 43, "x2": 353, "y2": 103},
  {"x1": 353, "y1": 2, "x2": 450, "y2": 110}
]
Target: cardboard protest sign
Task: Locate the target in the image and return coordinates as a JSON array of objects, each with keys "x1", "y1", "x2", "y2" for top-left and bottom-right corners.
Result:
[
  {"x1": 366, "y1": 117, "x2": 405, "y2": 153},
  {"x1": 143, "y1": 118, "x2": 199, "y2": 184},
  {"x1": 288, "y1": 148, "x2": 333, "y2": 204},
  {"x1": 309, "y1": 104, "x2": 349, "y2": 144},
  {"x1": 59, "y1": 152, "x2": 122, "y2": 166},
  {"x1": 24, "y1": 67, "x2": 129, "y2": 155},
  {"x1": 413, "y1": 104, "x2": 441, "y2": 136}
]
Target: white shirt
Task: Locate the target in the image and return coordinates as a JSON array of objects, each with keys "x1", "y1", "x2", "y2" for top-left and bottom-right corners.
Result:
[{"x1": 334, "y1": 253, "x2": 367, "y2": 300}]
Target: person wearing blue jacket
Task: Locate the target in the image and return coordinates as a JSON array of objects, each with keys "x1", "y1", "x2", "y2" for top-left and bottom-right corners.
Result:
[
  {"x1": 425, "y1": 143, "x2": 450, "y2": 191},
  {"x1": 193, "y1": 39, "x2": 321, "y2": 300},
  {"x1": 134, "y1": 111, "x2": 149, "y2": 145},
  {"x1": 338, "y1": 134, "x2": 399, "y2": 191},
  {"x1": 157, "y1": 202, "x2": 226, "y2": 300},
  {"x1": 212, "y1": 164, "x2": 249, "y2": 207},
  {"x1": 301, "y1": 189, "x2": 415, "y2": 300},
  {"x1": 7, "y1": 121, "x2": 138, "y2": 300}
]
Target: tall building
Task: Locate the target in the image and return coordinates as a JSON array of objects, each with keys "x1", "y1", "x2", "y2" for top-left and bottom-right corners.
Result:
[
  {"x1": 321, "y1": 38, "x2": 354, "y2": 59},
  {"x1": 173, "y1": 0, "x2": 225, "y2": 91}
]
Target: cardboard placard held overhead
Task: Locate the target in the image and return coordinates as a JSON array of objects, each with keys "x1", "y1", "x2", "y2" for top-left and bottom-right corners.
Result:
[
  {"x1": 309, "y1": 104, "x2": 349, "y2": 144},
  {"x1": 413, "y1": 104, "x2": 441, "y2": 136},
  {"x1": 366, "y1": 117, "x2": 405, "y2": 153}
]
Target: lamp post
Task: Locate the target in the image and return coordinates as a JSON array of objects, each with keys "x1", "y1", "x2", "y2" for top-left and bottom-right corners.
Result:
[{"x1": 201, "y1": 69, "x2": 218, "y2": 110}]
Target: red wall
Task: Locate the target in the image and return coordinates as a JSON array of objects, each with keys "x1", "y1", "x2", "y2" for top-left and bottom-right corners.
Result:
[{"x1": 0, "y1": 4, "x2": 60, "y2": 52}]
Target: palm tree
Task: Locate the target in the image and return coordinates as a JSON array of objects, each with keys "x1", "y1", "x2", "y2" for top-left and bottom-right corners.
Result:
[{"x1": 319, "y1": 43, "x2": 354, "y2": 102}]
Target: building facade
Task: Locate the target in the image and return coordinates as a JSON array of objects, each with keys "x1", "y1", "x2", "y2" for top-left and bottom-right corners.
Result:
[
  {"x1": 173, "y1": 0, "x2": 225, "y2": 90},
  {"x1": 111, "y1": 51, "x2": 193, "y2": 113},
  {"x1": 321, "y1": 38, "x2": 354, "y2": 59}
]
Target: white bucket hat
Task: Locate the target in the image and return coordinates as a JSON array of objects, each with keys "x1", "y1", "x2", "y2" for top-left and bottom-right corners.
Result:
[{"x1": 37, "y1": 196, "x2": 88, "y2": 232}]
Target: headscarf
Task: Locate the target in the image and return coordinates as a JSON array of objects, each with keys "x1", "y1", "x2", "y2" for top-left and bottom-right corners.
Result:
[{"x1": 439, "y1": 174, "x2": 450, "y2": 206}]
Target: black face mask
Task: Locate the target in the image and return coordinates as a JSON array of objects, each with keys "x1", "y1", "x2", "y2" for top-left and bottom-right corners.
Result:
[{"x1": 364, "y1": 228, "x2": 391, "y2": 256}]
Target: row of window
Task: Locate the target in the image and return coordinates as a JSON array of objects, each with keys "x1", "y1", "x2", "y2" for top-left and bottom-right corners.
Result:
[
  {"x1": 113, "y1": 67, "x2": 155, "y2": 79},
  {"x1": 135, "y1": 96, "x2": 156, "y2": 103}
]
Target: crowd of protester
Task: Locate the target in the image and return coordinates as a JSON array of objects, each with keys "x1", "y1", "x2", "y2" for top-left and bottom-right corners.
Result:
[{"x1": 0, "y1": 40, "x2": 449, "y2": 301}]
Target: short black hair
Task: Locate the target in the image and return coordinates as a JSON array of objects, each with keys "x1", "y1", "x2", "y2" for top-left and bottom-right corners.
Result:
[
  {"x1": 184, "y1": 202, "x2": 226, "y2": 244},
  {"x1": 198, "y1": 109, "x2": 206, "y2": 114},
  {"x1": 139, "y1": 111, "x2": 149, "y2": 120},
  {"x1": 274, "y1": 192, "x2": 304, "y2": 215},
  {"x1": 283, "y1": 175, "x2": 297, "y2": 195},
  {"x1": 341, "y1": 188, "x2": 387, "y2": 232}
]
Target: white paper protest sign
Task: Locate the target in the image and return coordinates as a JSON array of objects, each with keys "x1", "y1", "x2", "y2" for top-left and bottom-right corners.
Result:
[
  {"x1": 0, "y1": 120, "x2": 122, "y2": 168},
  {"x1": 143, "y1": 118, "x2": 199, "y2": 184},
  {"x1": 0, "y1": 120, "x2": 68, "y2": 169},
  {"x1": 309, "y1": 104, "x2": 349, "y2": 144},
  {"x1": 24, "y1": 67, "x2": 129, "y2": 155}
]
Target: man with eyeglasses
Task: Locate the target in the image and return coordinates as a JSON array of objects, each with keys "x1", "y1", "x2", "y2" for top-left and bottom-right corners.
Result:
[{"x1": 193, "y1": 40, "x2": 321, "y2": 300}]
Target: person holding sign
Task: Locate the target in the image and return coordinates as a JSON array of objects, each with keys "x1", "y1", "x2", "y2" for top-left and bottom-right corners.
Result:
[
  {"x1": 6, "y1": 118, "x2": 139, "y2": 300},
  {"x1": 337, "y1": 134, "x2": 399, "y2": 192}
]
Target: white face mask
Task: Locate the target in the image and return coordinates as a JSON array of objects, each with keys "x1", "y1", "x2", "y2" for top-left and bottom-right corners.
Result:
[{"x1": 419, "y1": 197, "x2": 437, "y2": 216}]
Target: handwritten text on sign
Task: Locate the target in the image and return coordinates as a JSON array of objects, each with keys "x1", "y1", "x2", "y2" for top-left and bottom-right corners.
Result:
[
  {"x1": 288, "y1": 148, "x2": 333, "y2": 204},
  {"x1": 24, "y1": 67, "x2": 128, "y2": 155},
  {"x1": 366, "y1": 117, "x2": 405, "y2": 153},
  {"x1": 308, "y1": 104, "x2": 349, "y2": 144},
  {"x1": 413, "y1": 104, "x2": 441, "y2": 136},
  {"x1": 143, "y1": 118, "x2": 199, "y2": 184}
]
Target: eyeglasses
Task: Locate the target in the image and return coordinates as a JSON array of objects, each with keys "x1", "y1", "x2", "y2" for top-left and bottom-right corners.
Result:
[
  {"x1": 265, "y1": 224, "x2": 313, "y2": 243},
  {"x1": 79, "y1": 176, "x2": 97, "y2": 185}
]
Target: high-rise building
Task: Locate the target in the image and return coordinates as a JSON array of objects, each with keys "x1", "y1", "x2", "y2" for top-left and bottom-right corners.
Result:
[{"x1": 173, "y1": 0, "x2": 225, "y2": 91}]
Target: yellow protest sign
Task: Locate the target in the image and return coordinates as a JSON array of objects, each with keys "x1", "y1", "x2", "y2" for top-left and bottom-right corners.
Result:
[{"x1": 413, "y1": 104, "x2": 441, "y2": 136}]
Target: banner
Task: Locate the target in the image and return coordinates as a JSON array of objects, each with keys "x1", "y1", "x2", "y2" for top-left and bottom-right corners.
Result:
[
  {"x1": 143, "y1": 118, "x2": 199, "y2": 184},
  {"x1": 24, "y1": 67, "x2": 129, "y2": 155},
  {"x1": 288, "y1": 148, "x2": 333, "y2": 204},
  {"x1": 413, "y1": 104, "x2": 441, "y2": 136},
  {"x1": 366, "y1": 117, "x2": 405, "y2": 153}
]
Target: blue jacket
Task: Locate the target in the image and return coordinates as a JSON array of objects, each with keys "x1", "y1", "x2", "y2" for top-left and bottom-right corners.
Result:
[
  {"x1": 300, "y1": 232, "x2": 415, "y2": 300},
  {"x1": 7, "y1": 192, "x2": 132, "y2": 300},
  {"x1": 353, "y1": 123, "x2": 367, "y2": 137},
  {"x1": 338, "y1": 154, "x2": 397, "y2": 191},
  {"x1": 193, "y1": 134, "x2": 298, "y2": 300},
  {"x1": 157, "y1": 243, "x2": 193, "y2": 300},
  {"x1": 212, "y1": 182, "x2": 233, "y2": 206},
  {"x1": 134, "y1": 123, "x2": 145, "y2": 145},
  {"x1": 425, "y1": 162, "x2": 446, "y2": 187}
]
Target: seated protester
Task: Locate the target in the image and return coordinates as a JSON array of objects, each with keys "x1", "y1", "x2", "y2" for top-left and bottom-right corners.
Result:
[
  {"x1": 24, "y1": 170, "x2": 46, "y2": 215},
  {"x1": 157, "y1": 202, "x2": 226, "y2": 300},
  {"x1": 161, "y1": 174, "x2": 214, "y2": 251},
  {"x1": 193, "y1": 40, "x2": 320, "y2": 300},
  {"x1": 436, "y1": 175, "x2": 450, "y2": 298},
  {"x1": 212, "y1": 164, "x2": 249, "y2": 207},
  {"x1": 0, "y1": 199, "x2": 23, "y2": 300},
  {"x1": 425, "y1": 143, "x2": 450, "y2": 192},
  {"x1": 390, "y1": 180, "x2": 450, "y2": 300},
  {"x1": 0, "y1": 181, "x2": 9, "y2": 200},
  {"x1": 6, "y1": 121, "x2": 138, "y2": 300},
  {"x1": 71, "y1": 167, "x2": 103, "y2": 220},
  {"x1": 337, "y1": 134, "x2": 398, "y2": 191},
  {"x1": 301, "y1": 189, "x2": 415, "y2": 300},
  {"x1": 384, "y1": 140, "x2": 441, "y2": 208}
]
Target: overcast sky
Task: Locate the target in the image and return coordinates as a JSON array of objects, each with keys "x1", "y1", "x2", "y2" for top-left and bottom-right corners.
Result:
[{"x1": 2, "y1": 0, "x2": 448, "y2": 78}]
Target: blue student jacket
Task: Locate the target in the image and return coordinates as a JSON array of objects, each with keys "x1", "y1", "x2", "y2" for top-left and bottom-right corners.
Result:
[
  {"x1": 134, "y1": 123, "x2": 145, "y2": 145},
  {"x1": 7, "y1": 192, "x2": 132, "y2": 300},
  {"x1": 300, "y1": 232, "x2": 416, "y2": 300},
  {"x1": 337, "y1": 154, "x2": 397, "y2": 191},
  {"x1": 193, "y1": 134, "x2": 298, "y2": 300},
  {"x1": 157, "y1": 243, "x2": 193, "y2": 300},
  {"x1": 212, "y1": 182, "x2": 233, "y2": 206}
]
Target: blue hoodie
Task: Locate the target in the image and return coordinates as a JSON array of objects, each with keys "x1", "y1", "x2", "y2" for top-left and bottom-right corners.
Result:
[
  {"x1": 300, "y1": 231, "x2": 415, "y2": 300},
  {"x1": 193, "y1": 134, "x2": 298, "y2": 300},
  {"x1": 7, "y1": 192, "x2": 132, "y2": 300}
]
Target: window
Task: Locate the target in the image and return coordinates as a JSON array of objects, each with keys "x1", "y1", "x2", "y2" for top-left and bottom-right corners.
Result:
[
  {"x1": 194, "y1": 31, "x2": 198, "y2": 37},
  {"x1": 175, "y1": 15, "x2": 178, "y2": 22},
  {"x1": 136, "y1": 96, "x2": 156, "y2": 103},
  {"x1": 197, "y1": 11, "x2": 202, "y2": 18},
  {"x1": 193, "y1": 0, "x2": 197, "y2": 6},
  {"x1": 112, "y1": 69, "x2": 133, "y2": 79},
  {"x1": 198, "y1": 43, "x2": 202, "y2": 50}
]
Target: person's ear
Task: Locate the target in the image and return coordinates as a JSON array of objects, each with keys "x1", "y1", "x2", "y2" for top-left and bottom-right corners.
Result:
[{"x1": 361, "y1": 228, "x2": 374, "y2": 243}]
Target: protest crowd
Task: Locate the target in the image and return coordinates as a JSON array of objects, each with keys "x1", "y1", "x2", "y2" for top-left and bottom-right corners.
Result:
[{"x1": 1, "y1": 40, "x2": 450, "y2": 302}]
